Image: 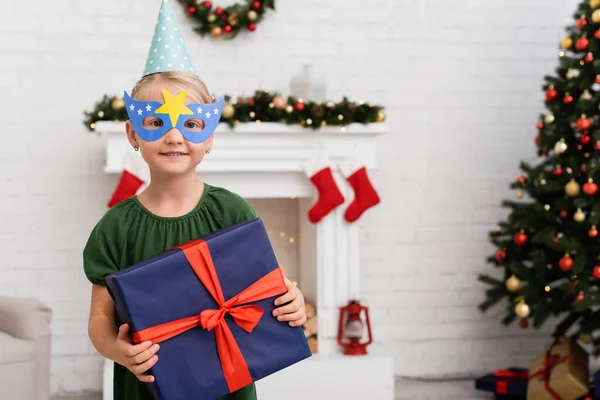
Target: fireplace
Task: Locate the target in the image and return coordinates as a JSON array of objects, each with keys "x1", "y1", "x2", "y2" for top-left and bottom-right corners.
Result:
[{"x1": 97, "y1": 121, "x2": 395, "y2": 399}]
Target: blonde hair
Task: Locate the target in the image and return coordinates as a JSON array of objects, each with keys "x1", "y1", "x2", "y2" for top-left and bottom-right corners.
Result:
[{"x1": 131, "y1": 71, "x2": 212, "y2": 103}]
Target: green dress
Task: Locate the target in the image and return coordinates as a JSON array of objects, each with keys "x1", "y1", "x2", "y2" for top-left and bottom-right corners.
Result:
[{"x1": 83, "y1": 183, "x2": 258, "y2": 400}]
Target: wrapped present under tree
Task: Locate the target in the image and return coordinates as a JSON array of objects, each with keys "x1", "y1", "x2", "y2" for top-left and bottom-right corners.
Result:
[{"x1": 527, "y1": 338, "x2": 589, "y2": 400}]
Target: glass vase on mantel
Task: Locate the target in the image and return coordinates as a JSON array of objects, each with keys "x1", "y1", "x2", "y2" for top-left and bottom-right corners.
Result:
[{"x1": 289, "y1": 64, "x2": 327, "y2": 102}]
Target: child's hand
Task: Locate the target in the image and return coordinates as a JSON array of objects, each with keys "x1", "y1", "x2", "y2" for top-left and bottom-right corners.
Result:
[
  {"x1": 114, "y1": 323, "x2": 160, "y2": 383},
  {"x1": 272, "y1": 277, "x2": 307, "y2": 327}
]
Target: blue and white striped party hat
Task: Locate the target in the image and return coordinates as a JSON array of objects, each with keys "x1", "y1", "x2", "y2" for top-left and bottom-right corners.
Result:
[{"x1": 143, "y1": 0, "x2": 197, "y2": 77}]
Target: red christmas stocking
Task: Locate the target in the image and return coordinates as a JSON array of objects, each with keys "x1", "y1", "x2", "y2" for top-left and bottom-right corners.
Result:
[
  {"x1": 344, "y1": 166, "x2": 380, "y2": 223},
  {"x1": 107, "y1": 170, "x2": 145, "y2": 208},
  {"x1": 307, "y1": 166, "x2": 345, "y2": 223}
]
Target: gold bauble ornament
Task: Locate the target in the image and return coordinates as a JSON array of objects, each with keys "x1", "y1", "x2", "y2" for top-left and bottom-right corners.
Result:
[
  {"x1": 247, "y1": 10, "x2": 258, "y2": 21},
  {"x1": 208, "y1": 14, "x2": 217, "y2": 22},
  {"x1": 273, "y1": 95, "x2": 287, "y2": 110},
  {"x1": 210, "y1": 27, "x2": 222, "y2": 37},
  {"x1": 593, "y1": 9, "x2": 600, "y2": 23},
  {"x1": 554, "y1": 140, "x2": 568, "y2": 154},
  {"x1": 111, "y1": 98, "x2": 125, "y2": 110},
  {"x1": 286, "y1": 105, "x2": 294, "y2": 113},
  {"x1": 222, "y1": 103, "x2": 235, "y2": 119},
  {"x1": 545, "y1": 113, "x2": 555, "y2": 124},
  {"x1": 580, "y1": 332, "x2": 593, "y2": 343},
  {"x1": 561, "y1": 37, "x2": 573, "y2": 50},
  {"x1": 505, "y1": 275, "x2": 521, "y2": 292},
  {"x1": 228, "y1": 12, "x2": 239, "y2": 26},
  {"x1": 377, "y1": 109, "x2": 386, "y2": 123},
  {"x1": 592, "y1": 0, "x2": 600, "y2": 8},
  {"x1": 516, "y1": 190, "x2": 523, "y2": 199},
  {"x1": 582, "y1": 90, "x2": 593, "y2": 100},
  {"x1": 565, "y1": 179, "x2": 581, "y2": 197},
  {"x1": 574, "y1": 208, "x2": 586, "y2": 222},
  {"x1": 515, "y1": 302, "x2": 531, "y2": 318}
]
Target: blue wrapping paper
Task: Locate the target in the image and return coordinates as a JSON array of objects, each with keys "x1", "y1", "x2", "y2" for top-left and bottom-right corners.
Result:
[
  {"x1": 474, "y1": 368, "x2": 528, "y2": 399},
  {"x1": 105, "y1": 218, "x2": 312, "y2": 400}
]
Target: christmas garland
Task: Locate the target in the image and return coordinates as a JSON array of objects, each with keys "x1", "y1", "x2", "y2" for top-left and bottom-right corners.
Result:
[
  {"x1": 83, "y1": 90, "x2": 386, "y2": 131},
  {"x1": 177, "y1": 0, "x2": 275, "y2": 39}
]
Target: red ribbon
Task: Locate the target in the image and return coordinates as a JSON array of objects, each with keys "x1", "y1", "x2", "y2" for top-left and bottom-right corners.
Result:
[
  {"x1": 492, "y1": 369, "x2": 528, "y2": 395},
  {"x1": 528, "y1": 341, "x2": 586, "y2": 400},
  {"x1": 131, "y1": 239, "x2": 287, "y2": 393}
]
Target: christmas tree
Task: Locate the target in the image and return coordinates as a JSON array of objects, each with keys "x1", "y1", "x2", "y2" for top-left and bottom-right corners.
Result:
[{"x1": 479, "y1": 0, "x2": 600, "y2": 354}]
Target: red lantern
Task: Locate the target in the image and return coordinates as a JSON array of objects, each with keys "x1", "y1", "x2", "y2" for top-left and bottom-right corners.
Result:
[{"x1": 337, "y1": 300, "x2": 372, "y2": 355}]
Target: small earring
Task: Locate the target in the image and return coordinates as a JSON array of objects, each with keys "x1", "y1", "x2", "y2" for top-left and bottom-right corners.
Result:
[
  {"x1": 133, "y1": 145, "x2": 139, "y2": 151},
  {"x1": 206, "y1": 148, "x2": 211, "y2": 154}
]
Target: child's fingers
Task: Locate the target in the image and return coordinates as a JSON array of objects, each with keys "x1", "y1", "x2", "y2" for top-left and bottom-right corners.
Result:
[
  {"x1": 273, "y1": 289, "x2": 295, "y2": 307},
  {"x1": 117, "y1": 324, "x2": 130, "y2": 339},
  {"x1": 126, "y1": 340, "x2": 154, "y2": 357},
  {"x1": 131, "y1": 344, "x2": 160, "y2": 364},
  {"x1": 131, "y1": 354, "x2": 159, "y2": 376},
  {"x1": 276, "y1": 308, "x2": 304, "y2": 322},
  {"x1": 136, "y1": 373, "x2": 156, "y2": 383},
  {"x1": 273, "y1": 298, "x2": 301, "y2": 316}
]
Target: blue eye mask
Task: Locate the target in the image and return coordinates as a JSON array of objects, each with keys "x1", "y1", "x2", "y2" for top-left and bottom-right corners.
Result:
[{"x1": 124, "y1": 88, "x2": 224, "y2": 143}]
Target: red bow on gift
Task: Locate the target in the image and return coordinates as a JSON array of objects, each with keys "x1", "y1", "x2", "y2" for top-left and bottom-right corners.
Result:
[
  {"x1": 528, "y1": 341, "x2": 586, "y2": 400},
  {"x1": 492, "y1": 369, "x2": 529, "y2": 395},
  {"x1": 131, "y1": 239, "x2": 287, "y2": 393}
]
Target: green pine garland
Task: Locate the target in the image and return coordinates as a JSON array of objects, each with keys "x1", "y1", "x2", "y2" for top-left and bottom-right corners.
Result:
[
  {"x1": 83, "y1": 90, "x2": 386, "y2": 132},
  {"x1": 177, "y1": 0, "x2": 275, "y2": 39}
]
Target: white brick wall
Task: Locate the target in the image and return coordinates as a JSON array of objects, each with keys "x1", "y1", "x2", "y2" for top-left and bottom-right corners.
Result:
[{"x1": 0, "y1": 0, "x2": 582, "y2": 394}]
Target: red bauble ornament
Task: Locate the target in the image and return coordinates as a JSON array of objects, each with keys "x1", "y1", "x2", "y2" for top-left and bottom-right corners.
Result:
[
  {"x1": 202, "y1": 1, "x2": 212, "y2": 8},
  {"x1": 545, "y1": 88, "x2": 558, "y2": 101},
  {"x1": 537, "y1": 121, "x2": 544, "y2": 129},
  {"x1": 514, "y1": 232, "x2": 528, "y2": 246},
  {"x1": 576, "y1": 37, "x2": 589, "y2": 51},
  {"x1": 553, "y1": 167, "x2": 563, "y2": 176},
  {"x1": 519, "y1": 319, "x2": 529, "y2": 329},
  {"x1": 535, "y1": 135, "x2": 541, "y2": 145},
  {"x1": 577, "y1": 18, "x2": 588, "y2": 30},
  {"x1": 516, "y1": 175, "x2": 526, "y2": 184},
  {"x1": 251, "y1": 1, "x2": 261, "y2": 10},
  {"x1": 248, "y1": 98, "x2": 255, "y2": 107},
  {"x1": 215, "y1": 6, "x2": 224, "y2": 14},
  {"x1": 584, "y1": 181, "x2": 598, "y2": 195},
  {"x1": 595, "y1": 30, "x2": 600, "y2": 40},
  {"x1": 590, "y1": 226, "x2": 598, "y2": 238},
  {"x1": 559, "y1": 255, "x2": 573, "y2": 272},
  {"x1": 587, "y1": 53, "x2": 595, "y2": 63},
  {"x1": 187, "y1": 6, "x2": 197, "y2": 15},
  {"x1": 596, "y1": 75, "x2": 600, "y2": 84},
  {"x1": 248, "y1": 22, "x2": 257, "y2": 31},
  {"x1": 576, "y1": 292, "x2": 585, "y2": 302},
  {"x1": 223, "y1": 24, "x2": 232, "y2": 33},
  {"x1": 596, "y1": 142, "x2": 600, "y2": 151},
  {"x1": 577, "y1": 117, "x2": 592, "y2": 131},
  {"x1": 581, "y1": 135, "x2": 591, "y2": 145},
  {"x1": 564, "y1": 94, "x2": 574, "y2": 104},
  {"x1": 496, "y1": 249, "x2": 507, "y2": 262},
  {"x1": 294, "y1": 101, "x2": 305, "y2": 112},
  {"x1": 560, "y1": 210, "x2": 568, "y2": 218},
  {"x1": 593, "y1": 266, "x2": 600, "y2": 279}
]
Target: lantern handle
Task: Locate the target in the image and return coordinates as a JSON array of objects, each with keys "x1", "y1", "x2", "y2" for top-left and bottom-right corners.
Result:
[{"x1": 363, "y1": 305, "x2": 373, "y2": 346}]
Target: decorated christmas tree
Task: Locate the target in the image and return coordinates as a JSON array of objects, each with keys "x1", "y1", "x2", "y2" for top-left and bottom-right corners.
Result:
[{"x1": 479, "y1": 0, "x2": 600, "y2": 354}]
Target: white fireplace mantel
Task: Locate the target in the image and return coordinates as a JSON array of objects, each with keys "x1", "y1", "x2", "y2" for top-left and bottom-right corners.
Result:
[{"x1": 96, "y1": 121, "x2": 395, "y2": 400}]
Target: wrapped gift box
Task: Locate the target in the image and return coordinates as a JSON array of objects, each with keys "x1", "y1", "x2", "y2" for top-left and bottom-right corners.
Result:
[
  {"x1": 474, "y1": 367, "x2": 528, "y2": 399},
  {"x1": 527, "y1": 338, "x2": 589, "y2": 400},
  {"x1": 105, "y1": 217, "x2": 312, "y2": 400}
]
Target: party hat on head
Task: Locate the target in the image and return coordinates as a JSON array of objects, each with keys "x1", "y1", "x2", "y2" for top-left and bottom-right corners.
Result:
[{"x1": 143, "y1": 0, "x2": 197, "y2": 77}]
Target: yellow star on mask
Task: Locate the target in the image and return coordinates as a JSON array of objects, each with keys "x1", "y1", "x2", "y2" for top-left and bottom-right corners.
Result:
[{"x1": 155, "y1": 89, "x2": 194, "y2": 127}]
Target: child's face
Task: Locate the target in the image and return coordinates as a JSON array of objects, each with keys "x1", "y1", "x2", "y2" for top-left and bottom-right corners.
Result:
[{"x1": 125, "y1": 82, "x2": 213, "y2": 177}]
